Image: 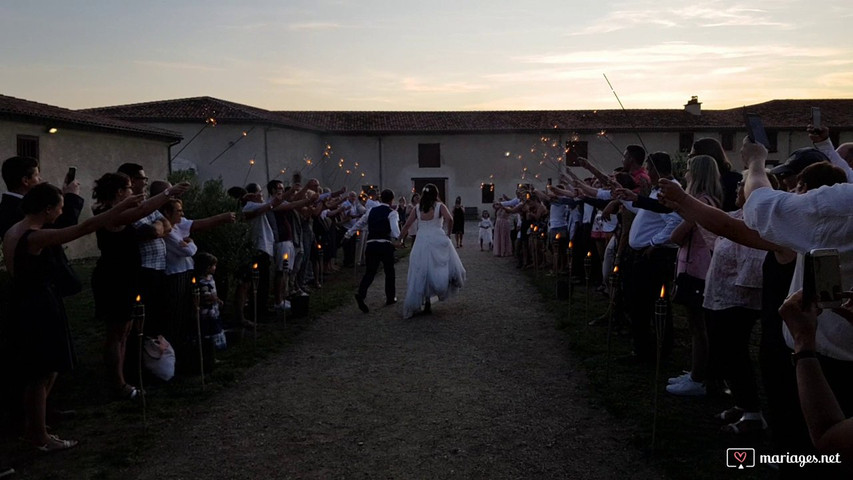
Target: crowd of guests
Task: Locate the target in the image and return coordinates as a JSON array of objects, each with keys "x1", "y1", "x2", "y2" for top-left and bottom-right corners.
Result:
[
  {"x1": 0, "y1": 158, "x2": 372, "y2": 456},
  {"x1": 2, "y1": 122, "x2": 853, "y2": 474},
  {"x1": 484, "y1": 126, "x2": 852, "y2": 476}
]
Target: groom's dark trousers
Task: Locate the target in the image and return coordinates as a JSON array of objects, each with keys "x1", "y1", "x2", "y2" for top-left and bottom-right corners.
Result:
[{"x1": 358, "y1": 241, "x2": 396, "y2": 302}]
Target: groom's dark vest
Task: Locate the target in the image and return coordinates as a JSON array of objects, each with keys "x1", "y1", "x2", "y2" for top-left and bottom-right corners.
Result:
[{"x1": 366, "y1": 204, "x2": 392, "y2": 242}]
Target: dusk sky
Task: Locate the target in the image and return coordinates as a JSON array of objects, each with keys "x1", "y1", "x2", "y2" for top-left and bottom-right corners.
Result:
[{"x1": 2, "y1": 0, "x2": 851, "y2": 111}]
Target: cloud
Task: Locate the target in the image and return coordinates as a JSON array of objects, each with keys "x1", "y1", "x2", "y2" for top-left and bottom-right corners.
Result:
[
  {"x1": 288, "y1": 22, "x2": 344, "y2": 31},
  {"x1": 517, "y1": 42, "x2": 840, "y2": 67},
  {"x1": 400, "y1": 77, "x2": 490, "y2": 94},
  {"x1": 571, "y1": 1, "x2": 790, "y2": 35},
  {"x1": 133, "y1": 60, "x2": 223, "y2": 72}
]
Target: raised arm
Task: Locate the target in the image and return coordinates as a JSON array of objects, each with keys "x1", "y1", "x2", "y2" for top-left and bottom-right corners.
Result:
[
  {"x1": 658, "y1": 178, "x2": 784, "y2": 252},
  {"x1": 189, "y1": 211, "x2": 237, "y2": 234},
  {"x1": 779, "y1": 291, "x2": 853, "y2": 459},
  {"x1": 28, "y1": 194, "x2": 143, "y2": 251}
]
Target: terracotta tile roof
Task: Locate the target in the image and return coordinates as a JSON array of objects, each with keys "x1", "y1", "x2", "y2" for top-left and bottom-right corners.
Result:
[
  {"x1": 81, "y1": 96, "x2": 315, "y2": 131},
  {"x1": 79, "y1": 95, "x2": 853, "y2": 135},
  {"x1": 0, "y1": 94, "x2": 181, "y2": 141},
  {"x1": 281, "y1": 99, "x2": 853, "y2": 134}
]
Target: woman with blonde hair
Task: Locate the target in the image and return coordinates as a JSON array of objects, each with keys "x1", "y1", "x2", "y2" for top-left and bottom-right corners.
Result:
[
  {"x1": 666, "y1": 154, "x2": 721, "y2": 397},
  {"x1": 690, "y1": 137, "x2": 741, "y2": 212}
]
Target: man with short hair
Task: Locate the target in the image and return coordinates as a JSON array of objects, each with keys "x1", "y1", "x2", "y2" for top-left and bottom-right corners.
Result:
[
  {"x1": 619, "y1": 152, "x2": 681, "y2": 364},
  {"x1": 118, "y1": 163, "x2": 172, "y2": 338},
  {"x1": 0, "y1": 156, "x2": 83, "y2": 236},
  {"x1": 348, "y1": 189, "x2": 400, "y2": 313}
]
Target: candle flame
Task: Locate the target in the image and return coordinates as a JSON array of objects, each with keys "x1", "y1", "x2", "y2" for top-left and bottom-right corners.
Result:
[
  {"x1": 252, "y1": 263, "x2": 258, "y2": 270},
  {"x1": 284, "y1": 253, "x2": 289, "y2": 260},
  {"x1": 317, "y1": 243, "x2": 322, "y2": 249},
  {"x1": 660, "y1": 285, "x2": 666, "y2": 298},
  {"x1": 136, "y1": 295, "x2": 141, "y2": 302},
  {"x1": 568, "y1": 241, "x2": 573, "y2": 249},
  {"x1": 192, "y1": 277, "x2": 196, "y2": 284},
  {"x1": 613, "y1": 266, "x2": 619, "y2": 273},
  {"x1": 555, "y1": 233, "x2": 561, "y2": 240},
  {"x1": 587, "y1": 251, "x2": 592, "y2": 257}
]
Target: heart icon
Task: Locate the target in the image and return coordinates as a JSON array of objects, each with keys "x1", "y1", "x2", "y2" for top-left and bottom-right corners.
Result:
[{"x1": 734, "y1": 451, "x2": 747, "y2": 463}]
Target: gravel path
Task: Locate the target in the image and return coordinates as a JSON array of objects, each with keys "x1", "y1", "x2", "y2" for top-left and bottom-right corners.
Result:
[{"x1": 118, "y1": 231, "x2": 665, "y2": 479}]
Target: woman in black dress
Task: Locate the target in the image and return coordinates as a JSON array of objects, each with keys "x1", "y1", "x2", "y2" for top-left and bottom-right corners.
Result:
[
  {"x1": 451, "y1": 196, "x2": 465, "y2": 248},
  {"x1": 3, "y1": 183, "x2": 141, "y2": 451},
  {"x1": 92, "y1": 173, "x2": 189, "y2": 400}
]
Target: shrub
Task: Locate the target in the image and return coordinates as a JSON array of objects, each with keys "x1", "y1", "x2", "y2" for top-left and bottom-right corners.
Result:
[{"x1": 169, "y1": 170, "x2": 254, "y2": 302}]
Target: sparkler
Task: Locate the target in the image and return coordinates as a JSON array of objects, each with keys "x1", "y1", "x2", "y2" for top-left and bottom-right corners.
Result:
[{"x1": 209, "y1": 126, "x2": 255, "y2": 165}]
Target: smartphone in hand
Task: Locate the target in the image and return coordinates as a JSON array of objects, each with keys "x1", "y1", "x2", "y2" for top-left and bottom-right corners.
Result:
[
  {"x1": 64, "y1": 166, "x2": 77, "y2": 185},
  {"x1": 810, "y1": 107, "x2": 822, "y2": 134},
  {"x1": 744, "y1": 113, "x2": 770, "y2": 149},
  {"x1": 803, "y1": 248, "x2": 844, "y2": 309}
]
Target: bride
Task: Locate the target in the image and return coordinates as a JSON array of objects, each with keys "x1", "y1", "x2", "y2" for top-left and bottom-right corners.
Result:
[{"x1": 399, "y1": 184, "x2": 466, "y2": 318}]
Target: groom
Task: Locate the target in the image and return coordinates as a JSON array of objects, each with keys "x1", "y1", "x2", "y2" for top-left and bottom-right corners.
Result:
[{"x1": 347, "y1": 189, "x2": 400, "y2": 313}]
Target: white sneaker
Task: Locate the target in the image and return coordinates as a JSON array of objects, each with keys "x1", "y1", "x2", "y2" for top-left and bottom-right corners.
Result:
[
  {"x1": 666, "y1": 379, "x2": 706, "y2": 396},
  {"x1": 667, "y1": 372, "x2": 692, "y2": 385}
]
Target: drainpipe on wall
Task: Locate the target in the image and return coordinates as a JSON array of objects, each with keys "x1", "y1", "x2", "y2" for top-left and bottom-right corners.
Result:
[
  {"x1": 378, "y1": 136, "x2": 384, "y2": 188},
  {"x1": 167, "y1": 138, "x2": 182, "y2": 176},
  {"x1": 264, "y1": 126, "x2": 271, "y2": 184}
]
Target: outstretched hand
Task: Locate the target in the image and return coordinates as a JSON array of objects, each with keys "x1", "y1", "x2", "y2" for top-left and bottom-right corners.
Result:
[
  {"x1": 740, "y1": 135, "x2": 769, "y2": 171},
  {"x1": 779, "y1": 290, "x2": 819, "y2": 353},
  {"x1": 808, "y1": 125, "x2": 829, "y2": 143},
  {"x1": 115, "y1": 194, "x2": 145, "y2": 211},
  {"x1": 613, "y1": 187, "x2": 637, "y2": 202}
]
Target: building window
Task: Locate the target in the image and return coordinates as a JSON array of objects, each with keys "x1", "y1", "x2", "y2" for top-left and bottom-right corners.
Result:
[
  {"x1": 17, "y1": 135, "x2": 39, "y2": 159},
  {"x1": 679, "y1": 132, "x2": 694, "y2": 152},
  {"x1": 480, "y1": 183, "x2": 495, "y2": 204},
  {"x1": 721, "y1": 132, "x2": 734, "y2": 151},
  {"x1": 767, "y1": 130, "x2": 778, "y2": 153},
  {"x1": 418, "y1": 143, "x2": 440, "y2": 168}
]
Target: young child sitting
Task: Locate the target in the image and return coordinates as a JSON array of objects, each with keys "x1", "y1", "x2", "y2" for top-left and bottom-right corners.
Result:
[
  {"x1": 194, "y1": 252, "x2": 227, "y2": 350},
  {"x1": 478, "y1": 210, "x2": 493, "y2": 251}
]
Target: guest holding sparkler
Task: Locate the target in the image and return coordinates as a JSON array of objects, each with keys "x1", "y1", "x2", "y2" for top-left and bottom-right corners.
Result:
[
  {"x1": 4, "y1": 182, "x2": 142, "y2": 451},
  {"x1": 92, "y1": 174, "x2": 189, "y2": 400}
]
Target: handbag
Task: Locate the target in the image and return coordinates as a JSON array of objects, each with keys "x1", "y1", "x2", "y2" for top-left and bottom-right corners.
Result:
[
  {"x1": 143, "y1": 335, "x2": 176, "y2": 381},
  {"x1": 672, "y1": 229, "x2": 705, "y2": 308}
]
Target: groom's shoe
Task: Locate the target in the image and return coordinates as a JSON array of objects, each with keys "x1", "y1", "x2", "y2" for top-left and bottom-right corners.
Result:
[
  {"x1": 386, "y1": 297, "x2": 397, "y2": 305},
  {"x1": 355, "y1": 294, "x2": 369, "y2": 313}
]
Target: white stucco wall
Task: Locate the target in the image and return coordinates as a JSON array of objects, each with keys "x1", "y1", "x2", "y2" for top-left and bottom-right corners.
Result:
[{"x1": 1, "y1": 120, "x2": 172, "y2": 258}]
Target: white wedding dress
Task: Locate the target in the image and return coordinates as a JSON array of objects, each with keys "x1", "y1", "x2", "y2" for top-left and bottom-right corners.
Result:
[{"x1": 403, "y1": 203, "x2": 467, "y2": 318}]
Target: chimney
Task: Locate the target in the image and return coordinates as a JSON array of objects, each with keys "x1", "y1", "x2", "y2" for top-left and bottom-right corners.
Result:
[{"x1": 684, "y1": 96, "x2": 701, "y2": 116}]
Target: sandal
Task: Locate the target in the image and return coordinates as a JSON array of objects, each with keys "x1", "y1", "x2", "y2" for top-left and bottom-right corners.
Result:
[
  {"x1": 721, "y1": 416, "x2": 767, "y2": 435},
  {"x1": 118, "y1": 384, "x2": 139, "y2": 400},
  {"x1": 35, "y1": 434, "x2": 78, "y2": 452},
  {"x1": 715, "y1": 406, "x2": 744, "y2": 423}
]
